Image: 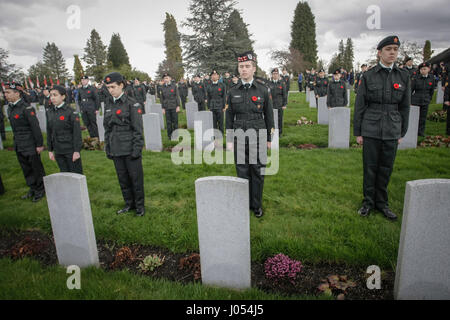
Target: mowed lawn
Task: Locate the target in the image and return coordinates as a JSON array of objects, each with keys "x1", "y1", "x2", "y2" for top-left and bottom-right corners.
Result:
[{"x1": 0, "y1": 85, "x2": 449, "y2": 299}]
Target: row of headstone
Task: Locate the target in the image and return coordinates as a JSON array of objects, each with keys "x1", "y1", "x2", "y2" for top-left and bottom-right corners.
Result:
[
  {"x1": 145, "y1": 104, "x2": 165, "y2": 130},
  {"x1": 186, "y1": 102, "x2": 198, "y2": 130},
  {"x1": 329, "y1": 107, "x2": 350, "y2": 149},
  {"x1": 97, "y1": 115, "x2": 105, "y2": 142},
  {"x1": 317, "y1": 97, "x2": 328, "y2": 125},
  {"x1": 309, "y1": 91, "x2": 316, "y2": 108},
  {"x1": 143, "y1": 113, "x2": 163, "y2": 152},
  {"x1": 347, "y1": 89, "x2": 351, "y2": 107},
  {"x1": 398, "y1": 106, "x2": 420, "y2": 150},
  {"x1": 306, "y1": 87, "x2": 310, "y2": 102},
  {"x1": 436, "y1": 81, "x2": 444, "y2": 104},
  {"x1": 37, "y1": 109, "x2": 47, "y2": 133},
  {"x1": 188, "y1": 89, "x2": 194, "y2": 103}
]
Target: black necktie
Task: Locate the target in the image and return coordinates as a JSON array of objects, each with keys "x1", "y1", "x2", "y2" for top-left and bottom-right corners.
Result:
[{"x1": 244, "y1": 83, "x2": 250, "y2": 90}]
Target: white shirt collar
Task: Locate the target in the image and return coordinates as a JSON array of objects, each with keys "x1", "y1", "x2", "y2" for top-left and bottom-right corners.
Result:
[
  {"x1": 241, "y1": 79, "x2": 254, "y2": 86},
  {"x1": 12, "y1": 98, "x2": 22, "y2": 106},
  {"x1": 379, "y1": 61, "x2": 394, "y2": 70},
  {"x1": 114, "y1": 93, "x2": 124, "y2": 102},
  {"x1": 56, "y1": 102, "x2": 65, "y2": 109}
]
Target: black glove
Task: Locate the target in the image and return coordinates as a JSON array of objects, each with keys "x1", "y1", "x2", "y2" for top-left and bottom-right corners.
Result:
[
  {"x1": 106, "y1": 153, "x2": 113, "y2": 160},
  {"x1": 130, "y1": 152, "x2": 141, "y2": 160}
]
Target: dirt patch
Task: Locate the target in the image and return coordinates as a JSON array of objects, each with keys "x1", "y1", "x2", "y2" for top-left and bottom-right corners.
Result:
[{"x1": 0, "y1": 228, "x2": 394, "y2": 300}]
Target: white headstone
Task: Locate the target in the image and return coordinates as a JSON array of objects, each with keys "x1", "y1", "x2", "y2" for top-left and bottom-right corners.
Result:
[
  {"x1": 317, "y1": 96, "x2": 329, "y2": 125},
  {"x1": 395, "y1": 179, "x2": 450, "y2": 300},
  {"x1": 143, "y1": 113, "x2": 163, "y2": 152},
  {"x1": 306, "y1": 88, "x2": 310, "y2": 102},
  {"x1": 186, "y1": 102, "x2": 199, "y2": 130},
  {"x1": 309, "y1": 91, "x2": 316, "y2": 108},
  {"x1": 0, "y1": 136, "x2": 3, "y2": 150},
  {"x1": 273, "y1": 109, "x2": 279, "y2": 130},
  {"x1": 195, "y1": 176, "x2": 251, "y2": 289},
  {"x1": 36, "y1": 109, "x2": 47, "y2": 133},
  {"x1": 194, "y1": 111, "x2": 214, "y2": 151},
  {"x1": 97, "y1": 116, "x2": 105, "y2": 142},
  {"x1": 436, "y1": 81, "x2": 444, "y2": 104},
  {"x1": 101, "y1": 102, "x2": 105, "y2": 116},
  {"x1": 188, "y1": 89, "x2": 194, "y2": 103},
  {"x1": 398, "y1": 105, "x2": 420, "y2": 150},
  {"x1": 347, "y1": 89, "x2": 350, "y2": 107},
  {"x1": 149, "y1": 104, "x2": 165, "y2": 130},
  {"x1": 44, "y1": 173, "x2": 99, "y2": 268},
  {"x1": 328, "y1": 107, "x2": 350, "y2": 149}
]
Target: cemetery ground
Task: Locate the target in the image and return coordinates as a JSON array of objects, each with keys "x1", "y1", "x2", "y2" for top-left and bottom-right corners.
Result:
[{"x1": 0, "y1": 86, "x2": 449, "y2": 300}]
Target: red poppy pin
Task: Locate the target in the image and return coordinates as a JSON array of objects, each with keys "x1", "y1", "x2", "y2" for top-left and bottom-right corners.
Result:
[
  {"x1": 252, "y1": 96, "x2": 258, "y2": 102},
  {"x1": 171, "y1": 89, "x2": 174, "y2": 93},
  {"x1": 31, "y1": 112, "x2": 35, "y2": 116},
  {"x1": 279, "y1": 86, "x2": 282, "y2": 89},
  {"x1": 75, "y1": 117, "x2": 80, "y2": 122},
  {"x1": 429, "y1": 82, "x2": 433, "y2": 86},
  {"x1": 199, "y1": 86, "x2": 202, "y2": 89},
  {"x1": 59, "y1": 116, "x2": 65, "y2": 121},
  {"x1": 393, "y1": 83, "x2": 400, "y2": 89},
  {"x1": 218, "y1": 88, "x2": 222, "y2": 92},
  {"x1": 138, "y1": 109, "x2": 142, "y2": 114},
  {"x1": 116, "y1": 109, "x2": 122, "y2": 115},
  {"x1": 324, "y1": 81, "x2": 327, "y2": 85},
  {"x1": 88, "y1": 91, "x2": 91, "y2": 94},
  {"x1": 106, "y1": 77, "x2": 111, "y2": 82},
  {"x1": 341, "y1": 86, "x2": 344, "y2": 89},
  {"x1": 14, "y1": 114, "x2": 19, "y2": 119}
]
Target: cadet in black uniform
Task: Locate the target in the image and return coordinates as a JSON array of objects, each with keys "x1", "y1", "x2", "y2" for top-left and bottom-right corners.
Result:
[
  {"x1": 314, "y1": 69, "x2": 329, "y2": 102},
  {"x1": 132, "y1": 78, "x2": 147, "y2": 113},
  {"x1": 308, "y1": 68, "x2": 317, "y2": 91},
  {"x1": 354, "y1": 64, "x2": 368, "y2": 92},
  {"x1": 269, "y1": 68, "x2": 288, "y2": 135},
  {"x1": 404, "y1": 57, "x2": 417, "y2": 79},
  {"x1": 5, "y1": 82, "x2": 46, "y2": 202},
  {"x1": 104, "y1": 72, "x2": 145, "y2": 217},
  {"x1": 411, "y1": 62, "x2": 435, "y2": 136},
  {"x1": 327, "y1": 69, "x2": 348, "y2": 108},
  {"x1": 281, "y1": 68, "x2": 291, "y2": 92},
  {"x1": 443, "y1": 74, "x2": 450, "y2": 135},
  {"x1": 47, "y1": 85, "x2": 83, "y2": 174},
  {"x1": 354, "y1": 35, "x2": 411, "y2": 221},
  {"x1": 223, "y1": 72, "x2": 233, "y2": 92},
  {"x1": 207, "y1": 70, "x2": 227, "y2": 133},
  {"x1": 0, "y1": 91, "x2": 6, "y2": 141},
  {"x1": 178, "y1": 78, "x2": 189, "y2": 110},
  {"x1": 77, "y1": 75, "x2": 100, "y2": 138},
  {"x1": 192, "y1": 75, "x2": 207, "y2": 111},
  {"x1": 160, "y1": 73, "x2": 181, "y2": 139},
  {"x1": 42, "y1": 87, "x2": 53, "y2": 111},
  {"x1": 226, "y1": 51, "x2": 275, "y2": 218}
]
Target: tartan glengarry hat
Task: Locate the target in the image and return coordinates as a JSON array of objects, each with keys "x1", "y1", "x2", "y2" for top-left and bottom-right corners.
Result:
[
  {"x1": 4, "y1": 82, "x2": 24, "y2": 91},
  {"x1": 237, "y1": 51, "x2": 257, "y2": 63},
  {"x1": 104, "y1": 72, "x2": 124, "y2": 84},
  {"x1": 377, "y1": 35, "x2": 401, "y2": 50}
]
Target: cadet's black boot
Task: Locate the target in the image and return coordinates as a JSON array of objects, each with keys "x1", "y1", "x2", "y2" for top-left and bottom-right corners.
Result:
[
  {"x1": 136, "y1": 208, "x2": 145, "y2": 217},
  {"x1": 32, "y1": 191, "x2": 45, "y2": 203},
  {"x1": 253, "y1": 208, "x2": 264, "y2": 218},
  {"x1": 381, "y1": 208, "x2": 397, "y2": 221},
  {"x1": 358, "y1": 206, "x2": 371, "y2": 217},
  {"x1": 21, "y1": 190, "x2": 34, "y2": 200},
  {"x1": 117, "y1": 206, "x2": 134, "y2": 215}
]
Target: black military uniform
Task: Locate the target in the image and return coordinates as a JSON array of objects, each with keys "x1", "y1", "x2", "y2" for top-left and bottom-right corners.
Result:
[
  {"x1": 282, "y1": 71, "x2": 290, "y2": 92},
  {"x1": 226, "y1": 52, "x2": 275, "y2": 218},
  {"x1": 354, "y1": 65, "x2": 367, "y2": 92},
  {"x1": 43, "y1": 92, "x2": 53, "y2": 112},
  {"x1": 0, "y1": 95, "x2": 6, "y2": 141},
  {"x1": 404, "y1": 57, "x2": 417, "y2": 79},
  {"x1": 223, "y1": 75, "x2": 233, "y2": 92},
  {"x1": 354, "y1": 36, "x2": 411, "y2": 221},
  {"x1": 269, "y1": 69, "x2": 288, "y2": 135},
  {"x1": 104, "y1": 72, "x2": 145, "y2": 216},
  {"x1": 192, "y1": 79, "x2": 207, "y2": 111},
  {"x1": 444, "y1": 74, "x2": 450, "y2": 135},
  {"x1": 47, "y1": 86, "x2": 83, "y2": 174},
  {"x1": 207, "y1": 72, "x2": 227, "y2": 133},
  {"x1": 160, "y1": 75, "x2": 181, "y2": 139},
  {"x1": 327, "y1": 70, "x2": 348, "y2": 108},
  {"x1": 76, "y1": 76, "x2": 100, "y2": 138},
  {"x1": 132, "y1": 80, "x2": 147, "y2": 113},
  {"x1": 314, "y1": 73, "x2": 329, "y2": 98},
  {"x1": 203, "y1": 77, "x2": 212, "y2": 90},
  {"x1": 411, "y1": 62, "x2": 435, "y2": 136},
  {"x1": 178, "y1": 80, "x2": 189, "y2": 110},
  {"x1": 307, "y1": 71, "x2": 317, "y2": 90},
  {"x1": 6, "y1": 83, "x2": 46, "y2": 202}
]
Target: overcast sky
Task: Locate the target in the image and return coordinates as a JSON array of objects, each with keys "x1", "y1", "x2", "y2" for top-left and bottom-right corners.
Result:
[{"x1": 1, "y1": 0, "x2": 449, "y2": 78}]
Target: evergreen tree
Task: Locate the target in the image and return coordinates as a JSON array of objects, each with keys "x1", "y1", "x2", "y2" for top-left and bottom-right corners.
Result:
[
  {"x1": 182, "y1": 0, "x2": 237, "y2": 74},
  {"x1": 344, "y1": 38, "x2": 354, "y2": 71},
  {"x1": 423, "y1": 40, "x2": 433, "y2": 61},
  {"x1": 0, "y1": 48, "x2": 24, "y2": 81},
  {"x1": 73, "y1": 54, "x2": 84, "y2": 85},
  {"x1": 42, "y1": 42, "x2": 69, "y2": 80},
  {"x1": 27, "y1": 62, "x2": 50, "y2": 85},
  {"x1": 163, "y1": 13, "x2": 184, "y2": 81},
  {"x1": 290, "y1": 1, "x2": 318, "y2": 69},
  {"x1": 83, "y1": 29, "x2": 107, "y2": 81},
  {"x1": 107, "y1": 33, "x2": 130, "y2": 69},
  {"x1": 337, "y1": 39, "x2": 345, "y2": 68}
]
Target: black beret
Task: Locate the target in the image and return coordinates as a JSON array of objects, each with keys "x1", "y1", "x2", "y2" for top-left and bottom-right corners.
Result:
[
  {"x1": 418, "y1": 62, "x2": 431, "y2": 69},
  {"x1": 333, "y1": 69, "x2": 341, "y2": 75},
  {"x1": 361, "y1": 64, "x2": 368, "y2": 68},
  {"x1": 50, "y1": 85, "x2": 67, "y2": 96},
  {"x1": 134, "y1": 77, "x2": 140, "y2": 81},
  {"x1": 319, "y1": 69, "x2": 325, "y2": 73},
  {"x1": 377, "y1": 35, "x2": 400, "y2": 50},
  {"x1": 4, "y1": 82, "x2": 23, "y2": 91},
  {"x1": 404, "y1": 56, "x2": 413, "y2": 63},
  {"x1": 271, "y1": 68, "x2": 279, "y2": 74},
  {"x1": 104, "y1": 72, "x2": 124, "y2": 84},
  {"x1": 232, "y1": 74, "x2": 238, "y2": 78},
  {"x1": 81, "y1": 75, "x2": 89, "y2": 80},
  {"x1": 237, "y1": 51, "x2": 257, "y2": 63}
]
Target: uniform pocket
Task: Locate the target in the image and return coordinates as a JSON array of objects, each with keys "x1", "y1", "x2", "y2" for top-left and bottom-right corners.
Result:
[{"x1": 361, "y1": 112, "x2": 381, "y2": 137}]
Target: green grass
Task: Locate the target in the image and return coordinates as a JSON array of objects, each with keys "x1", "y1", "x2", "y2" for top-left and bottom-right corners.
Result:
[{"x1": 0, "y1": 90, "x2": 449, "y2": 299}]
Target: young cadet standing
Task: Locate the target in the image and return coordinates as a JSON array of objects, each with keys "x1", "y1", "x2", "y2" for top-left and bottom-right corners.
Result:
[
  {"x1": 226, "y1": 51, "x2": 275, "y2": 218},
  {"x1": 178, "y1": 78, "x2": 189, "y2": 110},
  {"x1": 327, "y1": 69, "x2": 348, "y2": 109},
  {"x1": 160, "y1": 73, "x2": 181, "y2": 140},
  {"x1": 192, "y1": 75, "x2": 207, "y2": 111},
  {"x1": 132, "y1": 78, "x2": 147, "y2": 114},
  {"x1": 269, "y1": 68, "x2": 288, "y2": 135},
  {"x1": 354, "y1": 64, "x2": 368, "y2": 92},
  {"x1": 207, "y1": 70, "x2": 227, "y2": 134},
  {"x1": 77, "y1": 75, "x2": 100, "y2": 139},
  {"x1": 314, "y1": 69, "x2": 329, "y2": 101},
  {"x1": 411, "y1": 62, "x2": 435, "y2": 136},
  {"x1": 5, "y1": 82, "x2": 46, "y2": 202},
  {"x1": 354, "y1": 35, "x2": 411, "y2": 221},
  {"x1": 104, "y1": 72, "x2": 145, "y2": 217},
  {"x1": 281, "y1": 68, "x2": 291, "y2": 92},
  {"x1": 47, "y1": 85, "x2": 83, "y2": 174}
]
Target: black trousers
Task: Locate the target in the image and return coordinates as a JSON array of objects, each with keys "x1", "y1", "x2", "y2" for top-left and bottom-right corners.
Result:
[
  {"x1": 81, "y1": 110, "x2": 99, "y2": 138},
  {"x1": 446, "y1": 109, "x2": 450, "y2": 135},
  {"x1": 362, "y1": 137, "x2": 398, "y2": 210},
  {"x1": 234, "y1": 139, "x2": 267, "y2": 210},
  {"x1": 418, "y1": 104, "x2": 429, "y2": 136},
  {"x1": 0, "y1": 117, "x2": 5, "y2": 140},
  {"x1": 298, "y1": 82, "x2": 303, "y2": 92},
  {"x1": 180, "y1": 97, "x2": 187, "y2": 110},
  {"x1": 0, "y1": 174, "x2": 4, "y2": 195},
  {"x1": 55, "y1": 153, "x2": 83, "y2": 174},
  {"x1": 16, "y1": 151, "x2": 45, "y2": 196},
  {"x1": 113, "y1": 155, "x2": 145, "y2": 210},
  {"x1": 211, "y1": 109, "x2": 224, "y2": 133},
  {"x1": 274, "y1": 107, "x2": 284, "y2": 135},
  {"x1": 197, "y1": 101, "x2": 206, "y2": 111},
  {"x1": 165, "y1": 109, "x2": 178, "y2": 139}
]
